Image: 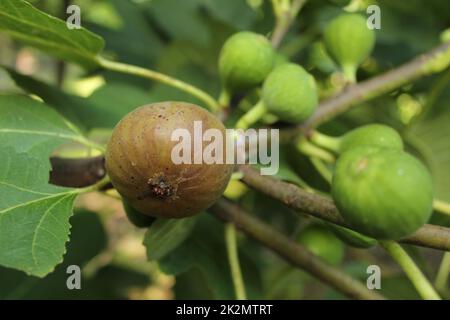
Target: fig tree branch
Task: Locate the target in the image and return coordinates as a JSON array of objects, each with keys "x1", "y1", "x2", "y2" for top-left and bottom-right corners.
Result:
[
  {"x1": 281, "y1": 40, "x2": 450, "y2": 137},
  {"x1": 210, "y1": 198, "x2": 385, "y2": 300},
  {"x1": 238, "y1": 165, "x2": 450, "y2": 251},
  {"x1": 48, "y1": 156, "x2": 450, "y2": 251}
]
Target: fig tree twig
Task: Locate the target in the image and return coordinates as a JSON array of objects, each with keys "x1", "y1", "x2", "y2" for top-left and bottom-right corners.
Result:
[
  {"x1": 47, "y1": 156, "x2": 450, "y2": 251},
  {"x1": 96, "y1": 57, "x2": 220, "y2": 112},
  {"x1": 379, "y1": 240, "x2": 441, "y2": 300},
  {"x1": 225, "y1": 223, "x2": 247, "y2": 300},
  {"x1": 270, "y1": 0, "x2": 307, "y2": 48},
  {"x1": 280, "y1": 40, "x2": 450, "y2": 137},
  {"x1": 238, "y1": 165, "x2": 450, "y2": 251},
  {"x1": 210, "y1": 199, "x2": 385, "y2": 300}
]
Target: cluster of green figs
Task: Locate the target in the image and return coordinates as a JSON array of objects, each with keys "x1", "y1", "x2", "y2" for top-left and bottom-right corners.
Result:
[
  {"x1": 107, "y1": 13, "x2": 434, "y2": 253},
  {"x1": 217, "y1": 12, "x2": 433, "y2": 248}
]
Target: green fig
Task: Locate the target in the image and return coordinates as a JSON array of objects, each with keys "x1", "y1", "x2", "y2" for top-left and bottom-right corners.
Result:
[
  {"x1": 332, "y1": 147, "x2": 434, "y2": 239},
  {"x1": 340, "y1": 124, "x2": 403, "y2": 153},
  {"x1": 219, "y1": 32, "x2": 275, "y2": 96},
  {"x1": 324, "y1": 13, "x2": 375, "y2": 82},
  {"x1": 123, "y1": 199, "x2": 156, "y2": 228},
  {"x1": 327, "y1": 223, "x2": 377, "y2": 248},
  {"x1": 297, "y1": 224, "x2": 345, "y2": 265},
  {"x1": 311, "y1": 124, "x2": 403, "y2": 154},
  {"x1": 262, "y1": 63, "x2": 318, "y2": 123}
]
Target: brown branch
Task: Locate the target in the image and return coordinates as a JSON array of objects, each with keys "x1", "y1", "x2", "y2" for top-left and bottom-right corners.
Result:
[
  {"x1": 48, "y1": 156, "x2": 450, "y2": 251},
  {"x1": 239, "y1": 165, "x2": 450, "y2": 251},
  {"x1": 49, "y1": 156, "x2": 106, "y2": 188},
  {"x1": 210, "y1": 199, "x2": 385, "y2": 300},
  {"x1": 293, "y1": 40, "x2": 450, "y2": 135}
]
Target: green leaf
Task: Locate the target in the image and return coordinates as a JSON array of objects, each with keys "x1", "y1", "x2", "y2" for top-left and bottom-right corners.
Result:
[
  {"x1": 146, "y1": 0, "x2": 210, "y2": 47},
  {"x1": 201, "y1": 0, "x2": 258, "y2": 30},
  {"x1": 0, "y1": 0, "x2": 104, "y2": 68},
  {"x1": 0, "y1": 95, "x2": 91, "y2": 155},
  {"x1": 5, "y1": 70, "x2": 155, "y2": 130},
  {"x1": 406, "y1": 110, "x2": 450, "y2": 202},
  {"x1": 0, "y1": 148, "x2": 79, "y2": 277},
  {"x1": 144, "y1": 216, "x2": 198, "y2": 261},
  {"x1": 0, "y1": 95, "x2": 92, "y2": 277},
  {"x1": 159, "y1": 214, "x2": 263, "y2": 299},
  {"x1": 85, "y1": 82, "x2": 155, "y2": 129},
  {"x1": 4, "y1": 67, "x2": 89, "y2": 130}
]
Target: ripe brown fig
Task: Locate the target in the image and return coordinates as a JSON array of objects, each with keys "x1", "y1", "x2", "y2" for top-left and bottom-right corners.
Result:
[{"x1": 106, "y1": 102, "x2": 234, "y2": 219}]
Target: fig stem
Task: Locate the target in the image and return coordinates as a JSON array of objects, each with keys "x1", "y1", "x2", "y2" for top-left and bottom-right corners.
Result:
[
  {"x1": 96, "y1": 57, "x2": 220, "y2": 112},
  {"x1": 296, "y1": 138, "x2": 336, "y2": 163},
  {"x1": 309, "y1": 130, "x2": 342, "y2": 153},
  {"x1": 380, "y1": 240, "x2": 441, "y2": 300},
  {"x1": 310, "y1": 157, "x2": 333, "y2": 184},
  {"x1": 433, "y1": 199, "x2": 450, "y2": 217},
  {"x1": 434, "y1": 252, "x2": 450, "y2": 292},
  {"x1": 342, "y1": 64, "x2": 357, "y2": 84},
  {"x1": 225, "y1": 223, "x2": 247, "y2": 300},
  {"x1": 218, "y1": 89, "x2": 231, "y2": 109},
  {"x1": 235, "y1": 100, "x2": 267, "y2": 129},
  {"x1": 270, "y1": 0, "x2": 307, "y2": 48},
  {"x1": 212, "y1": 199, "x2": 385, "y2": 300}
]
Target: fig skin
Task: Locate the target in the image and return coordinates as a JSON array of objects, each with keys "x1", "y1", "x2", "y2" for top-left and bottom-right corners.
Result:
[
  {"x1": 219, "y1": 31, "x2": 275, "y2": 93},
  {"x1": 324, "y1": 13, "x2": 375, "y2": 80},
  {"x1": 326, "y1": 223, "x2": 377, "y2": 248},
  {"x1": 262, "y1": 63, "x2": 318, "y2": 123},
  {"x1": 332, "y1": 147, "x2": 434, "y2": 240},
  {"x1": 297, "y1": 224, "x2": 345, "y2": 265},
  {"x1": 105, "y1": 102, "x2": 234, "y2": 219},
  {"x1": 340, "y1": 124, "x2": 403, "y2": 153}
]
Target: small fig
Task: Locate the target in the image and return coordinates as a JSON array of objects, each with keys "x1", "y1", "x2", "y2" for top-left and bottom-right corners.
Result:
[
  {"x1": 340, "y1": 124, "x2": 403, "y2": 153},
  {"x1": 311, "y1": 124, "x2": 403, "y2": 154},
  {"x1": 262, "y1": 63, "x2": 318, "y2": 123},
  {"x1": 324, "y1": 13, "x2": 375, "y2": 82},
  {"x1": 332, "y1": 147, "x2": 434, "y2": 239},
  {"x1": 106, "y1": 102, "x2": 233, "y2": 219},
  {"x1": 326, "y1": 223, "x2": 377, "y2": 248},
  {"x1": 219, "y1": 32, "x2": 275, "y2": 95},
  {"x1": 123, "y1": 199, "x2": 156, "y2": 228},
  {"x1": 297, "y1": 224, "x2": 345, "y2": 265}
]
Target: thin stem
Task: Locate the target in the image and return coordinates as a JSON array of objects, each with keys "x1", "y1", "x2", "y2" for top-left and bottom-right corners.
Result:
[
  {"x1": 76, "y1": 137, "x2": 106, "y2": 154},
  {"x1": 96, "y1": 57, "x2": 220, "y2": 112},
  {"x1": 342, "y1": 64, "x2": 357, "y2": 84},
  {"x1": 271, "y1": 0, "x2": 307, "y2": 48},
  {"x1": 310, "y1": 157, "x2": 333, "y2": 184},
  {"x1": 225, "y1": 223, "x2": 247, "y2": 300},
  {"x1": 296, "y1": 138, "x2": 336, "y2": 163},
  {"x1": 433, "y1": 199, "x2": 450, "y2": 217},
  {"x1": 379, "y1": 240, "x2": 441, "y2": 300},
  {"x1": 435, "y1": 252, "x2": 450, "y2": 292},
  {"x1": 211, "y1": 199, "x2": 385, "y2": 300},
  {"x1": 310, "y1": 130, "x2": 342, "y2": 153},
  {"x1": 218, "y1": 89, "x2": 231, "y2": 109},
  {"x1": 77, "y1": 175, "x2": 111, "y2": 194},
  {"x1": 235, "y1": 100, "x2": 267, "y2": 129}
]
